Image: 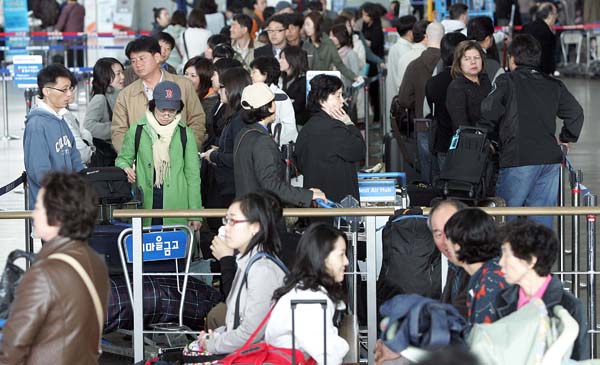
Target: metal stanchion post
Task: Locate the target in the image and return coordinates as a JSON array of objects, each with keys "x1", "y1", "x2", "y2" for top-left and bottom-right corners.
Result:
[
  {"x1": 559, "y1": 159, "x2": 567, "y2": 283},
  {"x1": 24, "y1": 88, "x2": 34, "y2": 115},
  {"x1": 570, "y1": 170, "x2": 582, "y2": 296},
  {"x1": 364, "y1": 83, "x2": 370, "y2": 167},
  {"x1": 585, "y1": 193, "x2": 597, "y2": 357},
  {"x1": 83, "y1": 34, "x2": 88, "y2": 68},
  {"x1": 380, "y1": 69, "x2": 388, "y2": 134},
  {"x1": 23, "y1": 173, "x2": 33, "y2": 266},
  {"x1": 1, "y1": 64, "x2": 19, "y2": 140}
]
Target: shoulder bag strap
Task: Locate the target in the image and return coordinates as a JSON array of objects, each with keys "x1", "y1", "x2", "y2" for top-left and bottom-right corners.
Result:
[
  {"x1": 233, "y1": 252, "x2": 288, "y2": 329},
  {"x1": 233, "y1": 128, "x2": 260, "y2": 157},
  {"x1": 134, "y1": 124, "x2": 143, "y2": 163},
  {"x1": 179, "y1": 125, "x2": 187, "y2": 158},
  {"x1": 105, "y1": 97, "x2": 113, "y2": 121},
  {"x1": 183, "y1": 30, "x2": 190, "y2": 60},
  {"x1": 48, "y1": 253, "x2": 104, "y2": 353}
]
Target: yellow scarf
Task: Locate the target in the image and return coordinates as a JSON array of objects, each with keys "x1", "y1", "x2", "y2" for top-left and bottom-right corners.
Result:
[{"x1": 145, "y1": 110, "x2": 181, "y2": 187}]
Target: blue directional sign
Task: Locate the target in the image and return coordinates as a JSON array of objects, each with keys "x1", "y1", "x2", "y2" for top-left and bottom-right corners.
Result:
[
  {"x1": 124, "y1": 230, "x2": 188, "y2": 263},
  {"x1": 358, "y1": 179, "x2": 396, "y2": 202}
]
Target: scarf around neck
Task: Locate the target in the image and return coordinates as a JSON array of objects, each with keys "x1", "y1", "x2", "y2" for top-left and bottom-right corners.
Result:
[{"x1": 145, "y1": 110, "x2": 181, "y2": 187}]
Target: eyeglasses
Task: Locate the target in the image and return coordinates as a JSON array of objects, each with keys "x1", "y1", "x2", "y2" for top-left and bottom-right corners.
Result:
[
  {"x1": 222, "y1": 217, "x2": 249, "y2": 226},
  {"x1": 265, "y1": 28, "x2": 286, "y2": 34},
  {"x1": 155, "y1": 108, "x2": 177, "y2": 117},
  {"x1": 45, "y1": 86, "x2": 75, "y2": 94}
]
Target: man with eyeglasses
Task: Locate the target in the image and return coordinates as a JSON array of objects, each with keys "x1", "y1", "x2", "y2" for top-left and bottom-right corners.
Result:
[
  {"x1": 112, "y1": 36, "x2": 206, "y2": 152},
  {"x1": 254, "y1": 14, "x2": 288, "y2": 60},
  {"x1": 23, "y1": 64, "x2": 85, "y2": 209}
]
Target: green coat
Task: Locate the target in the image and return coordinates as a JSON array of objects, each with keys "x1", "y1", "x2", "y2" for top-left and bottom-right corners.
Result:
[
  {"x1": 302, "y1": 34, "x2": 357, "y2": 81},
  {"x1": 115, "y1": 115, "x2": 202, "y2": 226}
]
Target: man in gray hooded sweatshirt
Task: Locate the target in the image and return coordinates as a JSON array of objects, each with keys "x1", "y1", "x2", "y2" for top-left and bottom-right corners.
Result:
[{"x1": 24, "y1": 64, "x2": 84, "y2": 209}]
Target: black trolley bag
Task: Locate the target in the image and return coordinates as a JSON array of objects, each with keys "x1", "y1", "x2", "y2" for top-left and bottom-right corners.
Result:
[{"x1": 436, "y1": 126, "x2": 496, "y2": 203}]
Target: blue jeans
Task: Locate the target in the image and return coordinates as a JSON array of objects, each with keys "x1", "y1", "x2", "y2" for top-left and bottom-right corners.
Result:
[
  {"x1": 417, "y1": 131, "x2": 439, "y2": 184},
  {"x1": 496, "y1": 163, "x2": 560, "y2": 228}
]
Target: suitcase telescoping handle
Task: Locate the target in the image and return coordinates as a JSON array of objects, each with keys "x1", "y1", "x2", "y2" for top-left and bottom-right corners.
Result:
[{"x1": 291, "y1": 299, "x2": 328, "y2": 365}]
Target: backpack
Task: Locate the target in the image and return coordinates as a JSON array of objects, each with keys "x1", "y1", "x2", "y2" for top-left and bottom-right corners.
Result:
[
  {"x1": 377, "y1": 208, "x2": 441, "y2": 307},
  {"x1": 436, "y1": 126, "x2": 496, "y2": 203}
]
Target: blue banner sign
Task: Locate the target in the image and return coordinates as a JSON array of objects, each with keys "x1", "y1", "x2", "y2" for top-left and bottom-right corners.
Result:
[
  {"x1": 4, "y1": 0, "x2": 29, "y2": 58},
  {"x1": 124, "y1": 230, "x2": 188, "y2": 263},
  {"x1": 13, "y1": 55, "x2": 43, "y2": 88},
  {"x1": 358, "y1": 179, "x2": 396, "y2": 202}
]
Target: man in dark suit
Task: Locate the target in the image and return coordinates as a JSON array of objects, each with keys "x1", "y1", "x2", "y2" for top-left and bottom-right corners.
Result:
[
  {"x1": 522, "y1": 2, "x2": 557, "y2": 75},
  {"x1": 254, "y1": 14, "x2": 288, "y2": 60}
]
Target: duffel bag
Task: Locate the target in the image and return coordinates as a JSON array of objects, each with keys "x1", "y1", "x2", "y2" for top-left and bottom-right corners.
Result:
[{"x1": 80, "y1": 166, "x2": 132, "y2": 204}]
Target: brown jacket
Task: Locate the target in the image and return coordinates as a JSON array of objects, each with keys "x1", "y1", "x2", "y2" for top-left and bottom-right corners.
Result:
[
  {"x1": 111, "y1": 71, "x2": 206, "y2": 152},
  {"x1": 0, "y1": 237, "x2": 110, "y2": 365}
]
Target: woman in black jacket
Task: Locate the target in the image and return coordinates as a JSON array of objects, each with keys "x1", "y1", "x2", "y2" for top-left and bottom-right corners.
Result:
[
  {"x1": 446, "y1": 40, "x2": 492, "y2": 132},
  {"x1": 360, "y1": 2, "x2": 385, "y2": 123},
  {"x1": 295, "y1": 75, "x2": 365, "y2": 203},
  {"x1": 201, "y1": 67, "x2": 251, "y2": 211},
  {"x1": 280, "y1": 46, "x2": 310, "y2": 126}
]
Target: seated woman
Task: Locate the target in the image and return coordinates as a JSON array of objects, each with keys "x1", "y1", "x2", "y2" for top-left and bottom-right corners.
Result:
[
  {"x1": 493, "y1": 220, "x2": 590, "y2": 360},
  {"x1": 265, "y1": 223, "x2": 350, "y2": 365},
  {"x1": 444, "y1": 208, "x2": 507, "y2": 324},
  {"x1": 0, "y1": 172, "x2": 109, "y2": 364},
  {"x1": 295, "y1": 74, "x2": 365, "y2": 203},
  {"x1": 115, "y1": 81, "x2": 202, "y2": 229},
  {"x1": 198, "y1": 193, "x2": 288, "y2": 354}
]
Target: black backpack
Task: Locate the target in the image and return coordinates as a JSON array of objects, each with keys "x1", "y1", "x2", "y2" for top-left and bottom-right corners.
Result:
[
  {"x1": 80, "y1": 167, "x2": 133, "y2": 204},
  {"x1": 377, "y1": 208, "x2": 441, "y2": 307},
  {"x1": 29, "y1": 0, "x2": 60, "y2": 28},
  {"x1": 436, "y1": 126, "x2": 496, "y2": 203}
]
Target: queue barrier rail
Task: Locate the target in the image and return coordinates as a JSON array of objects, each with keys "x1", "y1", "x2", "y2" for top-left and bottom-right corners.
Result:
[{"x1": 1, "y1": 200, "x2": 598, "y2": 362}]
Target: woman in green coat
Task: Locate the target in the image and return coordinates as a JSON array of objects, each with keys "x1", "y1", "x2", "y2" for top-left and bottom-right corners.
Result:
[{"x1": 116, "y1": 81, "x2": 202, "y2": 229}]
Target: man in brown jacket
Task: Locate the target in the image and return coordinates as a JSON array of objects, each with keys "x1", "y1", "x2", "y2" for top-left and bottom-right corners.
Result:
[
  {"x1": 112, "y1": 36, "x2": 206, "y2": 152},
  {"x1": 0, "y1": 172, "x2": 110, "y2": 364}
]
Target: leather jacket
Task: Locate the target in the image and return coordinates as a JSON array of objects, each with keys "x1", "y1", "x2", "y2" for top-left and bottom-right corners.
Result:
[{"x1": 0, "y1": 237, "x2": 110, "y2": 365}]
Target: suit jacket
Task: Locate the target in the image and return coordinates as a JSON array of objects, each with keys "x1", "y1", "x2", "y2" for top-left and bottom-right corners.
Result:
[{"x1": 254, "y1": 45, "x2": 278, "y2": 59}]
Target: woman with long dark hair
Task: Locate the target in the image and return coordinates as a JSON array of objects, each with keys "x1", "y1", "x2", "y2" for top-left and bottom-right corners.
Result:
[
  {"x1": 302, "y1": 12, "x2": 359, "y2": 83},
  {"x1": 198, "y1": 193, "x2": 287, "y2": 354},
  {"x1": 360, "y1": 2, "x2": 385, "y2": 122},
  {"x1": 201, "y1": 67, "x2": 251, "y2": 209},
  {"x1": 280, "y1": 46, "x2": 310, "y2": 126},
  {"x1": 265, "y1": 223, "x2": 350, "y2": 364},
  {"x1": 183, "y1": 56, "x2": 218, "y2": 116},
  {"x1": 84, "y1": 57, "x2": 124, "y2": 143}
]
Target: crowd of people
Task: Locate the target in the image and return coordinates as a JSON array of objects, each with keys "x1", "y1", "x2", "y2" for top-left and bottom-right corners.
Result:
[{"x1": 0, "y1": 0, "x2": 593, "y2": 364}]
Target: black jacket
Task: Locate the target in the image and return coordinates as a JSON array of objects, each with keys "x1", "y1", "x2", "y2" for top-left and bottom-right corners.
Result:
[
  {"x1": 233, "y1": 123, "x2": 313, "y2": 207},
  {"x1": 426, "y1": 68, "x2": 454, "y2": 153},
  {"x1": 254, "y1": 44, "x2": 278, "y2": 59},
  {"x1": 479, "y1": 66, "x2": 583, "y2": 168},
  {"x1": 211, "y1": 111, "x2": 244, "y2": 196},
  {"x1": 492, "y1": 276, "x2": 590, "y2": 360},
  {"x1": 446, "y1": 73, "x2": 492, "y2": 133},
  {"x1": 283, "y1": 75, "x2": 310, "y2": 126},
  {"x1": 522, "y1": 19, "x2": 556, "y2": 75},
  {"x1": 295, "y1": 111, "x2": 365, "y2": 202}
]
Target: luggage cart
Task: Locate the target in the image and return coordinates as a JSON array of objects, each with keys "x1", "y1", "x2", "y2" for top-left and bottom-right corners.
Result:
[{"x1": 102, "y1": 224, "x2": 196, "y2": 359}]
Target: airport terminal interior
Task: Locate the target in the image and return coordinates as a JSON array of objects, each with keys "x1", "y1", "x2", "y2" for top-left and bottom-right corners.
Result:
[{"x1": 1, "y1": 0, "x2": 600, "y2": 364}]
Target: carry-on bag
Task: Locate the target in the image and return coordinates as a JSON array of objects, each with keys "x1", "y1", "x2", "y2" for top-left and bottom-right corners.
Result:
[
  {"x1": 80, "y1": 166, "x2": 133, "y2": 204},
  {"x1": 0, "y1": 249, "x2": 36, "y2": 319},
  {"x1": 437, "y1": 126, "x2": 495, "y2": 203}
]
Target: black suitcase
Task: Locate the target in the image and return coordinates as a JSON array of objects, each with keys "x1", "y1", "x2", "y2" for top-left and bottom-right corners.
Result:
[
  {"x1": 436, "y1": 126, "x2": 496, "y2": 203},
  {"x1": 384, "y1": 132, "x2": 420, "y2": 183},
  {"x1": 80, "y1": 166, "x2": 133, "y2": 204}
]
